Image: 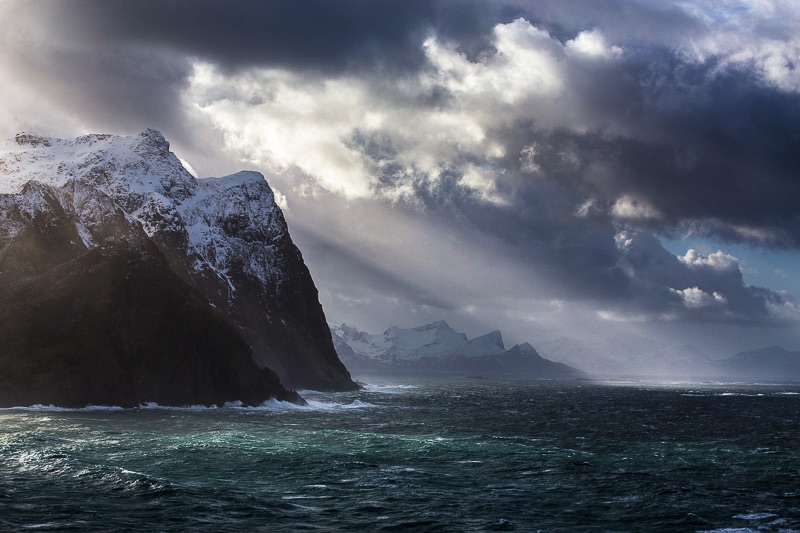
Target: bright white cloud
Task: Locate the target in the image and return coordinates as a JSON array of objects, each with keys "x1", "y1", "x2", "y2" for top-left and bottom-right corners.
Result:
[
  {"x1": 423, "y1": 18, "x2": 564, "y2": 105},
  {"x1": 186, "y1": 63, "x2": 375, "y2": 198},
  {"x1": 183, "y1": 18, "x2": 592, "y2": 205},
  {"x1": 671, "y1": 286, "x2": 729, "y2": 308},
  {"x1": 272, "y1": 187, "x2": 289, "y2": 210},
  {"x1": 765, "y1": 296, "x2": 800, "y2": 322},
  {"x1": 680, "y1": 0, "x2": 800, "y2": 91},
  {"x1": 459, "y1": 164, "x2": 509, "y2": 206},
  {"x1": 679, "y1": 248, "x2": 739, "y2": 271},
  {"x1": 566, "y1": 29, "x2": 623, "y2": 59},
  {"x1": 611, "y1": 195, "x2": 662, "y2": 220},
  {"x1": 614, "y1": 230, "x2": 634, "y2": 250}
]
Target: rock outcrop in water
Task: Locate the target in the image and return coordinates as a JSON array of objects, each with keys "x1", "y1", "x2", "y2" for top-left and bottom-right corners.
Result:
[{"x1": 0, "y1": 130, "x2": 356, "y2": 406}]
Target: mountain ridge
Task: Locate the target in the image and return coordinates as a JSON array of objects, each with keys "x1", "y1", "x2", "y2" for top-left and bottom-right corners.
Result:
[
  {"x1": 330, "y1": 321, "x2": 585, "y2": 378},
  {"x1": 0, "y1": 129, "x2": 356, "y2": 406}
]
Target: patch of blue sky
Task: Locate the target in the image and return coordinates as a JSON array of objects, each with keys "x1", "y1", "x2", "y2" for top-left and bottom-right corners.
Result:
[{"x1": 662, "y1": 236, "x2": 800, "y2": 299}]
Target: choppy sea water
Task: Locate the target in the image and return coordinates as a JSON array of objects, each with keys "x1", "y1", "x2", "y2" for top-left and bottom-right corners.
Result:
[{"x1": 1, "y1": 378, "x2": 799, "y2": 532}]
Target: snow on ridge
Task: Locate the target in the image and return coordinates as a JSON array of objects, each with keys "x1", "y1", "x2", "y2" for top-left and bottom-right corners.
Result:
[
  {"x1": 331, "y1": 322, "x2": 552, "y2": 365},
  {"x1": 0, "y1": 129, "x2": 194, "y2": 199},
  {"x1": 179, "y1": 170, "x2": 283, "y2": 288},
  {"x1": 198, "y1": 170, "x2": 271, "y2": 190},
  {"x1": 384, "y1": 321, "x2": 468, "y2": 361},
  {"x1": 448, "y1": 330, "x2": 506, "y2": 359},
  {"x1": 332, "y1": 321, "x2": 473, "y2": 363},
  {"x1": 0, "y1": 129, "x2": 287, "y2": 289}
]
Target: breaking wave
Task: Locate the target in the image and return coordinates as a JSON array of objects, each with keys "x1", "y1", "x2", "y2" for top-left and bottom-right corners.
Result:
[
  {"x1": 0, "y1": 399, "x2": 374, "y2": 412},
  {"x1": 359, "y1": 383, "x2": 418, "y2": 394}
]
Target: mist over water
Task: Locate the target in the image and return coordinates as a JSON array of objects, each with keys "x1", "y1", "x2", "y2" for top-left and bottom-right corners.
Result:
[{"x1": 2, "y1": 379, "x2": 799, "y2": 532}]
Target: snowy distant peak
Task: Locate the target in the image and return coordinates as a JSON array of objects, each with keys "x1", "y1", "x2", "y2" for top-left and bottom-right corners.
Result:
[
  {"x1": 506, "y1": 342, "x2": 544, "y2": 361},
  {"x1": 329, "y1": 322, "x2": 467, "y2": 363},
  {"x1": 383, "y1": 321, "x2": 453, "y2": 339},
  {"x1": 485, "y1": 330, "x2": 503, "y2": 345},
  {"x1": 382, "y1": 321, "x2": 468, "y2": 361},
  {"x1": 332, "y1": 323, "x2": 373, "y2": 343},
  {"x1": 420, "y1": 320, "x2": 450, "y2": 330},
  {"x1": 331, "y1": 321, "x2": 585, "y2": 377},
  {"x1": 333, "y1": 321, "x2": 511, "y2": 362},
  {"x1": 448, "y1": 330, "x2": 506, "y2": 359}
]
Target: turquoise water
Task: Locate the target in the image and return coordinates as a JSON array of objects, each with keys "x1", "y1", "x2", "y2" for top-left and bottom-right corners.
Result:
[{"x1": 1, "y1": 379, "x2": 799, "y2": 531}]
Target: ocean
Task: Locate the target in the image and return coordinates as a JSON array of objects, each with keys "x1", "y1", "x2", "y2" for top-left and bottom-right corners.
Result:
[{"x1": 1, "y1": 378, "x2": 798, "y2": 532}]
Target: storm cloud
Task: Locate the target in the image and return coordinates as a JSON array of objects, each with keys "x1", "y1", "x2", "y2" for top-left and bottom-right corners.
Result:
[{"x1": 1, "y1": 1, "x2": 798, "y2": 361}]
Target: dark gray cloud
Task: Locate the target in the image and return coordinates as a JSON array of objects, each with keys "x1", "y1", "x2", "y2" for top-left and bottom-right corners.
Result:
[
  {"x1": 1, "y1": 0, "x2": 799, "y2": 349},
  {"x1": 29, "y1": 0, "x2": 490, "y2": 75},
  {"x1": 375, "y1": 157, "x2": 796, "y2": 325},
  {"x1": 614, "y1": 230, "x2": 796, "y2": 324}
]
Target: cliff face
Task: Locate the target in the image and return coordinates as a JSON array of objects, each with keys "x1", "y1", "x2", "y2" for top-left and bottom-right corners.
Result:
[{"x1": 0, "y1": 130, "x2": 356, "y2": 406}]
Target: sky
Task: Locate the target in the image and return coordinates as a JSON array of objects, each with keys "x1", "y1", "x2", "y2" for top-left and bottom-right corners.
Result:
[{"x1": 1, "y1": 0, "x2": 799, "y2": 371}]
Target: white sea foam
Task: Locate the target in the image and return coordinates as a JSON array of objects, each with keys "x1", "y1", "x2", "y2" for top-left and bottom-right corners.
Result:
[
  {"x1": 304, "y1": 399, "x2": 374, "y2": 410},
  {"x1": 0, "y1": 404, "x2": 125, "y2": 412},
  {"x1": 134, "y1": 399, "x2": 374, "y2": 411},
  {"x1": 700, "y1": 527, "x2": 758, "y2": 533},
  {"x1": 732, "y1": 513, "x2": 779, "y2": 520},
  {"x1": 0, "y1": 399, "x2": 373, "y2": 412},
  {"x1": 138, "y1": 402, "x2": 216, "y2": 411},
  {"x1": 360, "y1": 383, "x2": 418, "y2": 394}
]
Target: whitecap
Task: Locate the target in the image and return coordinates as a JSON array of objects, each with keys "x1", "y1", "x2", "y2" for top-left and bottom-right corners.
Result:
[
  {"x1": 700, "y1": 527, "x2": 758, "y2": 533},
  {"x1": 137, "y1": 402, "x2": 216, "y2": 411},
  {"x1": 360, "y1": 383, "x2": 418, "y2": 394},
  {"x1": 20, "y1": 522, "x2": 65, "y2": 530},
  {"x1": 198, "y1": 398, "x2": 378, "y2": 411},
  {"x1": 0, "y1": 404, "x2": 124, "y2": 412},
  {"x1": 732, "y1": 513, "x2": 779, "y2": 521},
  {"x1": 300, "y1": 399, "x2": 375, "y2": 411}
]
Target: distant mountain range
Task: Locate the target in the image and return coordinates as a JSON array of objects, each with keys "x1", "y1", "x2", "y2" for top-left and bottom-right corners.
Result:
[
  {"x1": 333, "y1": 321, "x2": 800, "y2": 381},
  {"x1": 0, "y1": 130, "x2": 356, "y2": 407},
  {"x1": 717, "y1": 345, "x2": 800, "y2": 379},
  {"x1": 330, "y1": 321, "x2": 585, "y2": 378},
  {"x1": 540, "y1": 333, "x2": 800, "y2": 380}
]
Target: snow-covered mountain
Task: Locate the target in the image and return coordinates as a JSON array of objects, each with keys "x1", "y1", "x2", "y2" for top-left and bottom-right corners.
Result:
[
  {"x1": 330, "y1": 321, "x2": 584, "y2": 378},
  {"x1": 0, "y1": 130, "x2": 356, "y2": 405},
  {"x1": 445, "y1": 330, "x2": 506, "y2": 360},
  {"x1": 331, "y1": 320, "x2": 467, "y2": 364}
]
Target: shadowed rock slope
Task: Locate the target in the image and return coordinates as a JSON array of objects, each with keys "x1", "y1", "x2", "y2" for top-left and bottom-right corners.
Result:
[
  {"x1": 0, "y1": 130, "x2": 356, "y2": 406},
  {"x1": 0, "y1": 199, "x2": 300, "y2": 407}
]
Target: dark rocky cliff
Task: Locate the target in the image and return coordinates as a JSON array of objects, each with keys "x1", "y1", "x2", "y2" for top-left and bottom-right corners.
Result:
[{"x1": 0, "y1": 130, "x2": 356, "y2": 406}]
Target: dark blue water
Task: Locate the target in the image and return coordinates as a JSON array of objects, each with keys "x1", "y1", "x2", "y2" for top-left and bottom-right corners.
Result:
[{"x1": 1, "y1": 378, "x2": 799, "y2": 532}]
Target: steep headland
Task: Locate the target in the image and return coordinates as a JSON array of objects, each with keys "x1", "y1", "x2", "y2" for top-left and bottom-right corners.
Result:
[{"x1": 0, "y1": 130, "x2": 357, "y2": 406}]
